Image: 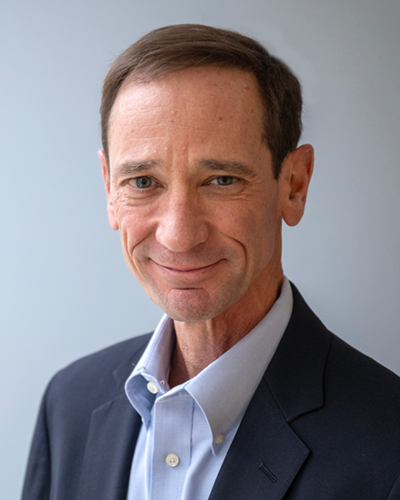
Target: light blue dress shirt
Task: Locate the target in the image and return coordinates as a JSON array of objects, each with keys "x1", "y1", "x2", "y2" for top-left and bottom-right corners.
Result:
[{"x1": 125, "y1": 277, "x2": 293, "y2": 500}]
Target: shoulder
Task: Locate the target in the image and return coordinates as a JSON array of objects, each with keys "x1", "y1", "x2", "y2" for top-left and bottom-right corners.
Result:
[
  {"x1": 22, "y1": 334, "x2": 152, "y2": 500},
  {"x1": 291, "y1": 285, "x2": 400, "y2": 450},
  {"x1": 55, "y1": 333, "x2": 152, "y2": 379},
  {"x1": 278, "y1": 283, "x2": 400, "y2": 442},
  {"x1": 290, "y1": 282, "x2": 400, "y2": 396},
  {"x1": 313, "y1": 335, "x2": 400, "y2": 491},
  {"x1": 45, "y1": 333, "x2": 152, "y2": 411},
  {"x1": 281, "y1": 286, "x2": 400, "y2": 491},
  {"x1": 326, "y1": 331, "x2": 400, "y2": 415}
]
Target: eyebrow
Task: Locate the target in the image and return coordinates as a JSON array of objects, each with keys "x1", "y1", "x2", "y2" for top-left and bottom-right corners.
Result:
[
  {"x1": 113, "y1": 158, "x2": 255, "y2": 178},
  {"x1": 196, "y1": 159, "x2": 255, "y2": 177},
  {"x1": 113, "y1": 160, "x2": 159, "y2": 178}
]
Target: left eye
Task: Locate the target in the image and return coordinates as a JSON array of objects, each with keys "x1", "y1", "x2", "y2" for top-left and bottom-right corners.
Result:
[
  {"x1": 212, "y1": 176, "x2": 235, "y2": 186},
  {"x1": 129, "y1": 176, "x2": 153, "y2": 189}
]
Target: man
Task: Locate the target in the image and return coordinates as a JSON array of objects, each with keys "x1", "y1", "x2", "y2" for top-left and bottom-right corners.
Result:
[{"x1": 22, "y1": 24, "x2": 400, "y2": 500}]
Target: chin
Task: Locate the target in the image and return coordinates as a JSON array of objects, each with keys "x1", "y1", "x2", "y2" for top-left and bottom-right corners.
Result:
[{"x1": 154, "y1": 288, "x2": 230, "y2": 323}]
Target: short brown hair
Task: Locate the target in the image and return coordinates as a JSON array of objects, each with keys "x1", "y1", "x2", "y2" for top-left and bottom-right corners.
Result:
[{"x1": 100, "y1": 24, "x2": 302, "y2": 178}]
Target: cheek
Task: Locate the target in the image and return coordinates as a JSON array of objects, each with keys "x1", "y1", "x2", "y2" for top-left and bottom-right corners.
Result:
[
  {"x1": 112, "y1": 196, "x2": 154, "y2": 255},
  {"x1": 224, "y1": 199, "x2": 280, "y2": 274},
  {"x1": 222, "y1": 195, "x2": 278, "y2": 243}
]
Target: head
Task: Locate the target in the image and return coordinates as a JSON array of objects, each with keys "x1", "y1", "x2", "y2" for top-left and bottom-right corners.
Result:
[
  {"x1": 100, "y1": 24, "x2": 303, "y2": 179},
  {"x1": 99, "y1": 25, "x2": 313, "y2": 324}
]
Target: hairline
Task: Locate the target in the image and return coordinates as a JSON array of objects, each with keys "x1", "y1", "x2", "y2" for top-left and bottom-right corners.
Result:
[{"x1": 105, "y1": 64, "x2": 271, "y2": 178}]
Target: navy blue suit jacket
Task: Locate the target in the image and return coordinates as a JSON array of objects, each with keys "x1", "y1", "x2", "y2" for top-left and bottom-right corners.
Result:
[{"x1": 22, "y1": 286, "x2": 400, "y2": 499}]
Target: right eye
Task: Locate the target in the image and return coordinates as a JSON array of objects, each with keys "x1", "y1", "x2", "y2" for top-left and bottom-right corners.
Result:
[{"x1": 129, "y1": 176, "x2": 153, "y2": 189}]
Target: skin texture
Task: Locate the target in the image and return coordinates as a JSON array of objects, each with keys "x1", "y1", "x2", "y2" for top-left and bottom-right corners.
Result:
[{"x1": 100, "y1": 67, "x2": 313, "y2": 386}]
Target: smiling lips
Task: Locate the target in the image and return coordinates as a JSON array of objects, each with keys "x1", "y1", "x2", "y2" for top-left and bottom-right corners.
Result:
[{"x1": 152, "y1": 260, "x2": 222, "y2": 274}]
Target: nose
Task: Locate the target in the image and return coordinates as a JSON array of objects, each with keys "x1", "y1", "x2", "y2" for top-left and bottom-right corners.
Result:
[{"x1": 155, "y1": 190, "x2": 209, "y2": 253}]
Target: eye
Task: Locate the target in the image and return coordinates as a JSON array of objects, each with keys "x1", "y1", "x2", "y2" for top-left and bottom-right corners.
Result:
[
  {"x1": 211, "y1": 176, "x2": 236, "y2": 186},
  {"x1": 129, "y1": 176, "x2": 153, "y2": 189}
]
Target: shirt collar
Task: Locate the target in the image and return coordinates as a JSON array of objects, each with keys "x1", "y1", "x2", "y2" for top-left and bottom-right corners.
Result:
[
  {"x1": 125, "y1": 314, "x2": 175, "y2": 427},
  {"x1": 125, "y1": 277, "x2": 293, "y2": 452}
]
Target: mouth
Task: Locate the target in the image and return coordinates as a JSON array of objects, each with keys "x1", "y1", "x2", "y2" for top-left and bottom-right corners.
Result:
[
  {"x1": 155, "y1": 261, "x2": 220, "y2": 272},
  {"x1": 150, "y1": 259, "x2": 223, "y2": 278}
]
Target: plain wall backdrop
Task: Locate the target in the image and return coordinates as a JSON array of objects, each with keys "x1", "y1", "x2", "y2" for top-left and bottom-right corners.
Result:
[{"x1": 1, "y1": 0, "x2": 399, "y2": 497}]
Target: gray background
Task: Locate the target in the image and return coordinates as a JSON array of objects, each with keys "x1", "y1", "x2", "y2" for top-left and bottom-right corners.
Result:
[{"x1": 1, "y1": 0, "x2": 399, "y2": 497}]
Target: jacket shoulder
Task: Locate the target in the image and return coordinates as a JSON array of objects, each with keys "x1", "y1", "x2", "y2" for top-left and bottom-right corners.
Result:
[
  {"x1": 46, "y1": 333, "x2": 152, "y2": 412},
  {"x1": 326, "y1": 331, "x2": 400, "y2": 413},
  {"x1": 266, "y1": 285, "x2": 400, "y2": 496},
  {"x1": 56, "y1": 333, "x2": 152, "y2": 379}
]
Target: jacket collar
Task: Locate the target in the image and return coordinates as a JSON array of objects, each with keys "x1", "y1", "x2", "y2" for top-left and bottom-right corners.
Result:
[
  {"x1": 265, "y1": 283, "x2": 331, "y2": 422},
  {"x1": 113, "y1": 332, "x2": 153, "y2": 390},
  {"x1": 209, "y1": 284, "x2": 331, "y2": 500}
]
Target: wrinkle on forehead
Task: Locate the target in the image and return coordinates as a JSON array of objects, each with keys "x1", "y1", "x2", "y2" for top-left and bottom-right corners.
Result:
[
  {"x1": 107, "y1": 67, "x2": 267, "y2": 170},
  {"x1": 109, "y1": 67, "x2": 264, "y2": 134}
]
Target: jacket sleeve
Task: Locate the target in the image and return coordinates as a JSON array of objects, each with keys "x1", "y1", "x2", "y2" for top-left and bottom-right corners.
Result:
[{"x1": 21, "y1": 386, "x2": 51, "y2": 500}]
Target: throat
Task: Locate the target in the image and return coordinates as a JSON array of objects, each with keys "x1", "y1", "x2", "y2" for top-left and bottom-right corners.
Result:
[
  {"x1": 168, "y1": 268, "x2": 284, "y2": 388},
  {"x1": 168, "y1": 344, "x2": 190, "y2": 388}
]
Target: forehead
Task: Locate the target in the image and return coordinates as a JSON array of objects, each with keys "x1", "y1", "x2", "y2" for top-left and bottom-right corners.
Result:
[{"x1": 108, "y1": 67, "x2": 266, "y2": 165}]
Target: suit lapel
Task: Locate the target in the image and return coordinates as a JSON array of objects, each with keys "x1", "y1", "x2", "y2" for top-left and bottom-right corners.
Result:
[
  {"x1": 78, "y1": 335, "x2": 151, "y2": 500},
  {"x1": 209, "y1": 378, "x2": 310, "y2": 500},
  {"x1": 265, "y1": 284, "x2": 330, "y2": 422},
  {"x1": 209, "y1": 285, "x2": 331, "y2": 500},
  {"x1": 78, "y1": 393, "x2": 142, "y2": 500}
]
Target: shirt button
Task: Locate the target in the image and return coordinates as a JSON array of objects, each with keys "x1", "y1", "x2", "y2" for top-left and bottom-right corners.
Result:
[
  {"x1": 215, "y1": 434, "x2": 224, "y2": 445},
  {"x1": 166, "y1": 453, "x2": 180, "y2": 467},
  {"x1": 147, "y1": 381, "x2": 159, "y2": 394}
]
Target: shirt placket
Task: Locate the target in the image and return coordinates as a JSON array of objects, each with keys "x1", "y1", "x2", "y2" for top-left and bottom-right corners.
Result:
[{"x1": 150, "y1": 393, "x2": 194, "y2": 500}]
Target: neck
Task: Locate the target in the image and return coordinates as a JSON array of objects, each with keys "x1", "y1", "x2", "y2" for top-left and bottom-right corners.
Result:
[{"x1": 168, "y1": 263, "x2": 284, "y2": 388}]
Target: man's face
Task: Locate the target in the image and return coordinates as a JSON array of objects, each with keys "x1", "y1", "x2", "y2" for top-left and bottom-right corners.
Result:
[{"x1": 102, "y1": 67, "x2": 293, "y2": 322}]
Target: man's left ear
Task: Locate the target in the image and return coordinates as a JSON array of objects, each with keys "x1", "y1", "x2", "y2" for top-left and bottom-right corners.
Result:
[{"x1": 280, "y1": 144, "x2": 314, "y2": 227}]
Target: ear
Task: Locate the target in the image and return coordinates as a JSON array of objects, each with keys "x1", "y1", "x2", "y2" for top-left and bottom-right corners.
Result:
[
  {"x1": 99, "y1": 149, "x2": 119, "y2": 230},
  {"x1": 280, "y1": 144, "x2": 314, "y2": 227}
]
